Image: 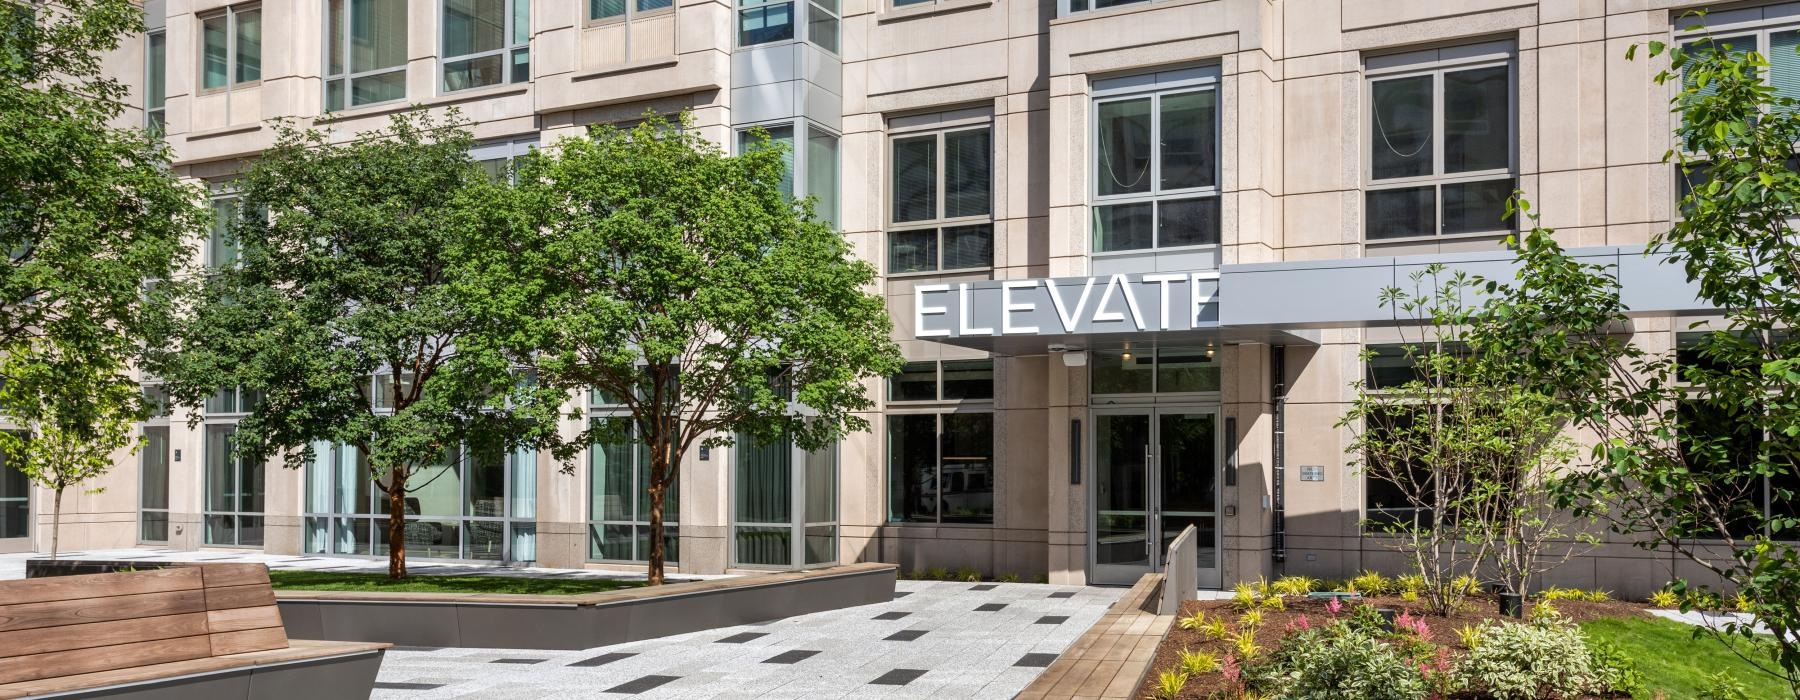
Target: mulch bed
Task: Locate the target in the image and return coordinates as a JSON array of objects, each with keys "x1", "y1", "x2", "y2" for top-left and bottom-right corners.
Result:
[{"x1": 1137, "y1": 593, "x2": 1654, "y2": 699}]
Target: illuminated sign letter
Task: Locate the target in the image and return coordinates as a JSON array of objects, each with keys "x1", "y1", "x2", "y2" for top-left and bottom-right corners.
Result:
[
  {"x1": 1002, "y1": 280, "x2": 1041, "y2": 335},
  {"x1": 915, "y1": 284, "x2": 951, "y2": 337}
]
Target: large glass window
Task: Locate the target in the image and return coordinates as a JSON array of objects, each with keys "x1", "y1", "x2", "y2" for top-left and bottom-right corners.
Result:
[
  {"x1": 471, "y1": 136, "x2": 538, "y2": 182},
  {"x1": 737, "y1": 0, "x2": 836, "y2": 51},
  {"x1": 1092, "y1": 70, "x2": 1219, "y2": 253},
  {"x1": 888, "y1": 413, "x2": 994, "y2": 524},
  {"x1": 738, "y1": 121, "x2": 840, "y2": 230},
  {"x1": 1090, "y1": 345, "x2": 1220, "y2": 395},
  {"x1": 732, "y1": 432, "x2": 838, "y2": 568},
  {"x1": 1365, "y1": 50, "x2": 1514, "y2": 239},
  {"x1": 199, "y1": 5, "x2": 260, "y2": 92},
  {"x1": 208, "y1": 195, "x2": 240, "y2": 269},
  {"x1": 441, "y1": 0, "x2": 528, "y2": 93},
  {"x1": 0, "y1": 437, "x2": 27, "y2": 540},
  {"x1": 204, "y1": 425, "x2": 264, "y2": 546},
  {"x1": 588, "y1": 0, "x2": 674, "y2": 27},
  {"x1": 588, "y1": 416, "x2": 679, "y2": 563},
  {"x1": 888, "y1": 122, "x2": 992, "y2": 273},
  {"x1": 1066, "y1": 0, "x2": 1144, "y2": 14},
  {"x1": 140, "y1": 424, "x2": 170, "y2": 543},
  {"x1": 145, "y1": 30, "x2": 166, "y2": 133},
  {"x1": 325, "y1": 0, "x2": 409, "y2": 111},
  {"x1": 304, "y1": 442, "x2": 538, "y2": 561},
  {"x1": 887, "y1": 359, "x2": 994, "y2": 402}
]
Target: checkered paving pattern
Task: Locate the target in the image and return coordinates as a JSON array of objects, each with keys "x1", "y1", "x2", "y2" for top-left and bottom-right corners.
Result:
[{"x1": 369, "y1": 580, "x2": 1122, "y2": 699}]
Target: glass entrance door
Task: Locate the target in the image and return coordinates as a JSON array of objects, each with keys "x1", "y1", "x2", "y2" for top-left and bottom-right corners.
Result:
[{"x1": 1090, "y1": 408, "x2": 1222, "y2": 587}]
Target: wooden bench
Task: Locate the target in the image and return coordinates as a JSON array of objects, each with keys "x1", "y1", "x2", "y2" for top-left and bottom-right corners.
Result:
[
  {"x1": 1016, "y1": 572, "x2": 1174, "y2": 700},
  {"x1": 0, "y1": 564, "x2": 388, "y2": 700}
]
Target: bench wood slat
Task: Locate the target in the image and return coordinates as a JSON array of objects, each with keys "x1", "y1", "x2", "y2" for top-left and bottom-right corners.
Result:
[
  {"x1": 205, "y1": 605, "x2": 283, "y2": 634},
  {"x1": 205, "y1": 582, "x2": 277, "y2": 611},
  {"x1": 0, "y1": 589, "x2": 207, "y2": 633},
  {"x1": 0, "y1": 612, "x2": 210, "y2": 660},
  {"x1": 209, "y1": 627, "x2": 289, "y2": 656},
  {"x1": 0, "y1": 568, "x2": 202, "y2": 606},
  {"x1": 0, "y1": 635, "x2": 214, "y2": 685},
  {"x1": 194, "y1": 563, "x2": 270, "y2": 589}
]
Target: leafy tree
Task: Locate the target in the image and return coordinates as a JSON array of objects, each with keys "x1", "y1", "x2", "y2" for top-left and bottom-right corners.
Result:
[
  {"x1": 1508, "y1": 31, "x2": 1800, "y2": 694},
  {"x1": 0, "y1": 0, "x2": 200, "y2": 556},
  {"x1": 1342, "y1": 210, "x2": 1598, "y2": 616},
  {"x1": 0, "y1": 338, "x2": 143, "y2": 559},
  {"x1": 458, "y1": 115, "x2": 902, "y2": 584},
  {"x1": 151, "y1": 112, "x2": 566, "y2": 580}
]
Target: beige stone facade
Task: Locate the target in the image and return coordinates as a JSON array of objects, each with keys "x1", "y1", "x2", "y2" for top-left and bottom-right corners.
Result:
[{"x1": 0, "y1": 0, "x2": 1767, "y2": 597}]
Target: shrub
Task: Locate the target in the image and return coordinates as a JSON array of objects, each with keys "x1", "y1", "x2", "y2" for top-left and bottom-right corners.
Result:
[
  {"x1": 1249, "y1": 623, "x2": 1427, "y2": 700},
  {"x1": 1452, "y1": 575, "x2": 1483, "y2": 596},
  {"x1": 1350, "y1": 571, "x2": 1392, "y2": 596},
  {"x1": 1584, "y1": 589, "x2": 1611, "y2": 603},
  {"x1": 1178, "y1": 610, "x2": 1208, "y2": 631},
  {"x1": 1455, "y1": 623, "x2": 1482, "y2": 650},
  {"x1": 1648, "y1": 589, "x2": 1680, "y2": 608},
  {"x1": 1699, "y1": 671, "x2": 1752, "y2": 700},
  {"x1": 1395, "y1": 573, "x2": 1425, "y2": 595},
  {"x1": 1272, "y1": 575, "x2": 1319, "y2": 596},
  {"x1": 1238, "y1": 608, "x2": 1264, "y2": 630},
  {"x1": 1344, "y1": 603, "x2": 1388, "y2": 636},
  {"x1": 1587, "y1": 637, "x2": 1646, "y2": 699},
  {"x1": 1149, "y1": 670, "x2": 1188, "y2": 700},
  {"x1": 1260, "y1": 594, "x2": 1286, "y2": 611},
  {"x1": 1454, "y1": 617, "x2": 1603, "y2": 700},
  {"x1": 925, "y1": 566, "x2": 949, "y2": 581},
  {"x1": 955, "y1": 567, "x2": 981, "y2": 582},
  {"x1": 1233, "y1": 631, "x2": 1263, "y2": 661},
  {"x1": 996, "y1": 572, "x2": 1020, "y2": 583},
  {"x1": 1178, "y1": 648, "x2": 1220, "y2": 675}
]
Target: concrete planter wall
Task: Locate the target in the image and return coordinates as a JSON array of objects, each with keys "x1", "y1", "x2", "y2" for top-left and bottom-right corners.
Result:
[{"x1": 276, "y1": 563, "x2": 897, "y2": 649}]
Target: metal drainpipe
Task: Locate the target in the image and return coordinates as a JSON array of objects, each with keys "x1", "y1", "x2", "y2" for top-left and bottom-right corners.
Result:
[{"x1": 1271, "y1": 345, "x2": 1287, "y2": 572}]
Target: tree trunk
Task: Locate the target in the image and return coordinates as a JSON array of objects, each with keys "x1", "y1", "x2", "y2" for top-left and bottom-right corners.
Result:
[
  {"x1": 50, "y1": 486, "x2": 63, "y2": 560},
  {"x1": 646, "y1": 442, "x2": 668, "y2": 586},
  {"x1": 386, "y1": 466, "x2": 409, "y2": 580}
]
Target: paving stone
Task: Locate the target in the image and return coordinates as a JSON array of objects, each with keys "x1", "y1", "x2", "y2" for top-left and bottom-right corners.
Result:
[
  {"x1": 373, "y1": 682, "x2": 443, "y2": 690},
  {"x1": 872, "y1": 611, "x2": 911, "y2": 620},
  {"x1": 1048, "y1": 591, "x2": 1075, "y2": 599},
  {"x1": 969, "y1": 584, "x2": 997, "y2": 591},
  {"x1": 568, "y1": 652, "x2": 637, "y2": 667},
  {"x1": 868, "y1": 669, "x2": 928, "y2": 686},
  {"x1": 762, "y1": 650, "x2": 821, "y2": 664},
  {"x1": 884, "y1": 629, "x2": 927, "y2": 641},
  {"x1": 605, "y1": 675, "x2": 681, "y2": 694},
  {"x1": 490, "y1": 658, "x2": 546, "y2": 664},
  {"x1": 1014, "y1": 653, "x2": 1058, "y2": 667},
  {"x1": 1035, "y1": 615, "x2": 1069, "y2": 624},
  {"x1": 974, "y1": 603, "x2": 1007, "y2": 612},
  {"x1": 716, "y1": 632, "x2": 768, "y2": 643}
]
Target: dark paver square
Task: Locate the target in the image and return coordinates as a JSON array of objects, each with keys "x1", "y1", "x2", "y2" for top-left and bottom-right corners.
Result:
[
  {"x1": 969, "y1": 584, "x2": 998, "y2": 591},
  {"x1": 604, "y1": 675, "x2": 680, "y2": 694},
  {"x1": 892, "y1": 591, "x2": 911, "y2": 599},
  {"x1": 873, "y1": 611, "x2": 911, "y2": 621},
  {"x1": 763, "y1": 650, "x2": 821, "y2": 664},
  {"x1": 1035, "y1": 615, "x2": 1069, "y2": 625},
  {"x1": 870, "y1": 669, "x2": 928, "y2": 686},
  {"x1": 569, "y1": 652, "x2": 637, "y2": 667},
  {"x1": 975, "y1": 603, "x2": 1007, "y2": 612},
  {"x1": 491, "y1": 658, "x2": 546, "y2": 664},
  {"x1": 374, "y1": 682, "x2": 443, "y2": 691},
  {"x1": 1048, "y1": 591, "x2": 1076, "y2": 599},
  {"x1": 717, "y1": 632, "x2": 768, "y2": 643},
  {"x1": 884, "y1": 629, "x2": 927, "y2": 641},
  {"x1": 1015, "y1": 653, "x2": 1059, "y2": 668}
]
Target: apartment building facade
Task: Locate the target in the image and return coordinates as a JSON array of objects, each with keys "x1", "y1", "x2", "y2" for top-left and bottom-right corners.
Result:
[{"x1": 2, "y1": 0, "x2": 1785, "y2": 596}]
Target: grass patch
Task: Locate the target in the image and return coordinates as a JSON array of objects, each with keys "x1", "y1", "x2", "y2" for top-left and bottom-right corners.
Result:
[
  {"x1": 268, "y1": 569, "x2": 646, "y2": 595},
  {"x1": 1579, "y1": 615, "x2": 1790, "y2": 698}
]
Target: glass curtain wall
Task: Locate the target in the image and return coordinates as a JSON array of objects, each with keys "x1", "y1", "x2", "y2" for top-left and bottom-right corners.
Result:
[
  {"x1": 441, "y1": 0, "x2": 529, "y2": 92},
  {"x1": 1092, "y1": 68, "x2": 1220, "y2": 253},
  {"x1": 588, "y1": 415, "x2": 680, "y2": 563},
  {"x1": 0, "y1": 435, "x2": 27, "y2": 541},
  {"x1": 733, "y1": 432, "x2": 838, "y2": 568},
  {"x1": 139, "y1": 427, "x2": 171, "y2": 542},
  {"x1": 737, "y1": 121, "x2": 840, "y2": 230},
  {"x1": 203, "y1": 424, "x2": 263, "y2": 546},
  {"x1": 304, "y1": 442, "x2": 537, "y2": 562},
  {"x1": 325, "y1": 0, "x2": 409, "y2": 111}
]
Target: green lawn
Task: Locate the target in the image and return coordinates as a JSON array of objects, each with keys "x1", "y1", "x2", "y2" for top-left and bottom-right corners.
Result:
[
  {"x1": 267, "y1": 569, "x2": 646, "y2": 595},
  {"x1": 1580, "y1": 616, "x2": 1791, "y2": 698}
]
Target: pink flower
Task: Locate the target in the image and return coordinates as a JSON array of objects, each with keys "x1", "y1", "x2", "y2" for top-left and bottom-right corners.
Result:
[
  {"x1": 1433, "y1": 647, "x2": 1452, "y2": 672},
  {"x1": 1220, "y1": 653, "x2": 1241, "y2": 682},
  {"x1": 1325, "y1": 598, "x2": 1344, "y2": 615},
  {"x1": 1283, "y1": 614, "x2": 1312, "y2": 632}
]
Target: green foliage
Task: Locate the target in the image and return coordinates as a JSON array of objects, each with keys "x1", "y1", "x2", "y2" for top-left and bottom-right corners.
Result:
[
  {"x1": 456, "y1": 115, "x2": 901, "y2": 585},
  {"x1": 0, "y1": 0, "x2": 201, "y2": 559},
  {"x1": 956, "y1": 567, "x2": 981, "y2": 583},
  {"x1": 1394, "y1": 573, "x2": 1425, "y2": 595},
  {"x1": 1581, "y1": 616, "x2": 1794, "y2": 698},
  {"x1": 1455, "y1": 617, "x2": 1603, "y2": 700},
  {"x1": 1343, "y1": 603, "x2": 1388, "y2": 637},
  {"x1": 1248, "y1": 622, "x2": 1427, "y2": 700},
  {"x1": 1349, "y1": 571, "x2": 1391, "y2": 596},
  {"x1": 151, "y1": 111, "x2": 565, "y2": 580},
  {"x1": 1456, "y1": 623, "x2": 1482, "y2": 650},
  {"x1": 1587, "y1": 637, "x2": 1648, "y2": 699},
  {"x1": 1177, "y1": 610, "x2": 1209, "y2": 631},
  {"x1": 1271, "y1": 575, "x2": 1318, "y2": 596},
  {"x1": 1177, "y1": 647, "x2": 1220, "y2": 676},
  {"x1": 1701, "y1": 672, "x2": 1754, "y2": 700},
  {"x1": 1150, "y1": 670, "x2": 1188, "y2": 700},
  {"x1": 996, "y1": 572, "x2": 1020, "y2": 583},
  {"x1": 1649, "y1": 589, "x2": 1681, "y2": 608},
  {"x1": 924, "y1": 566, "x2": 949, "y2": 581}
]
